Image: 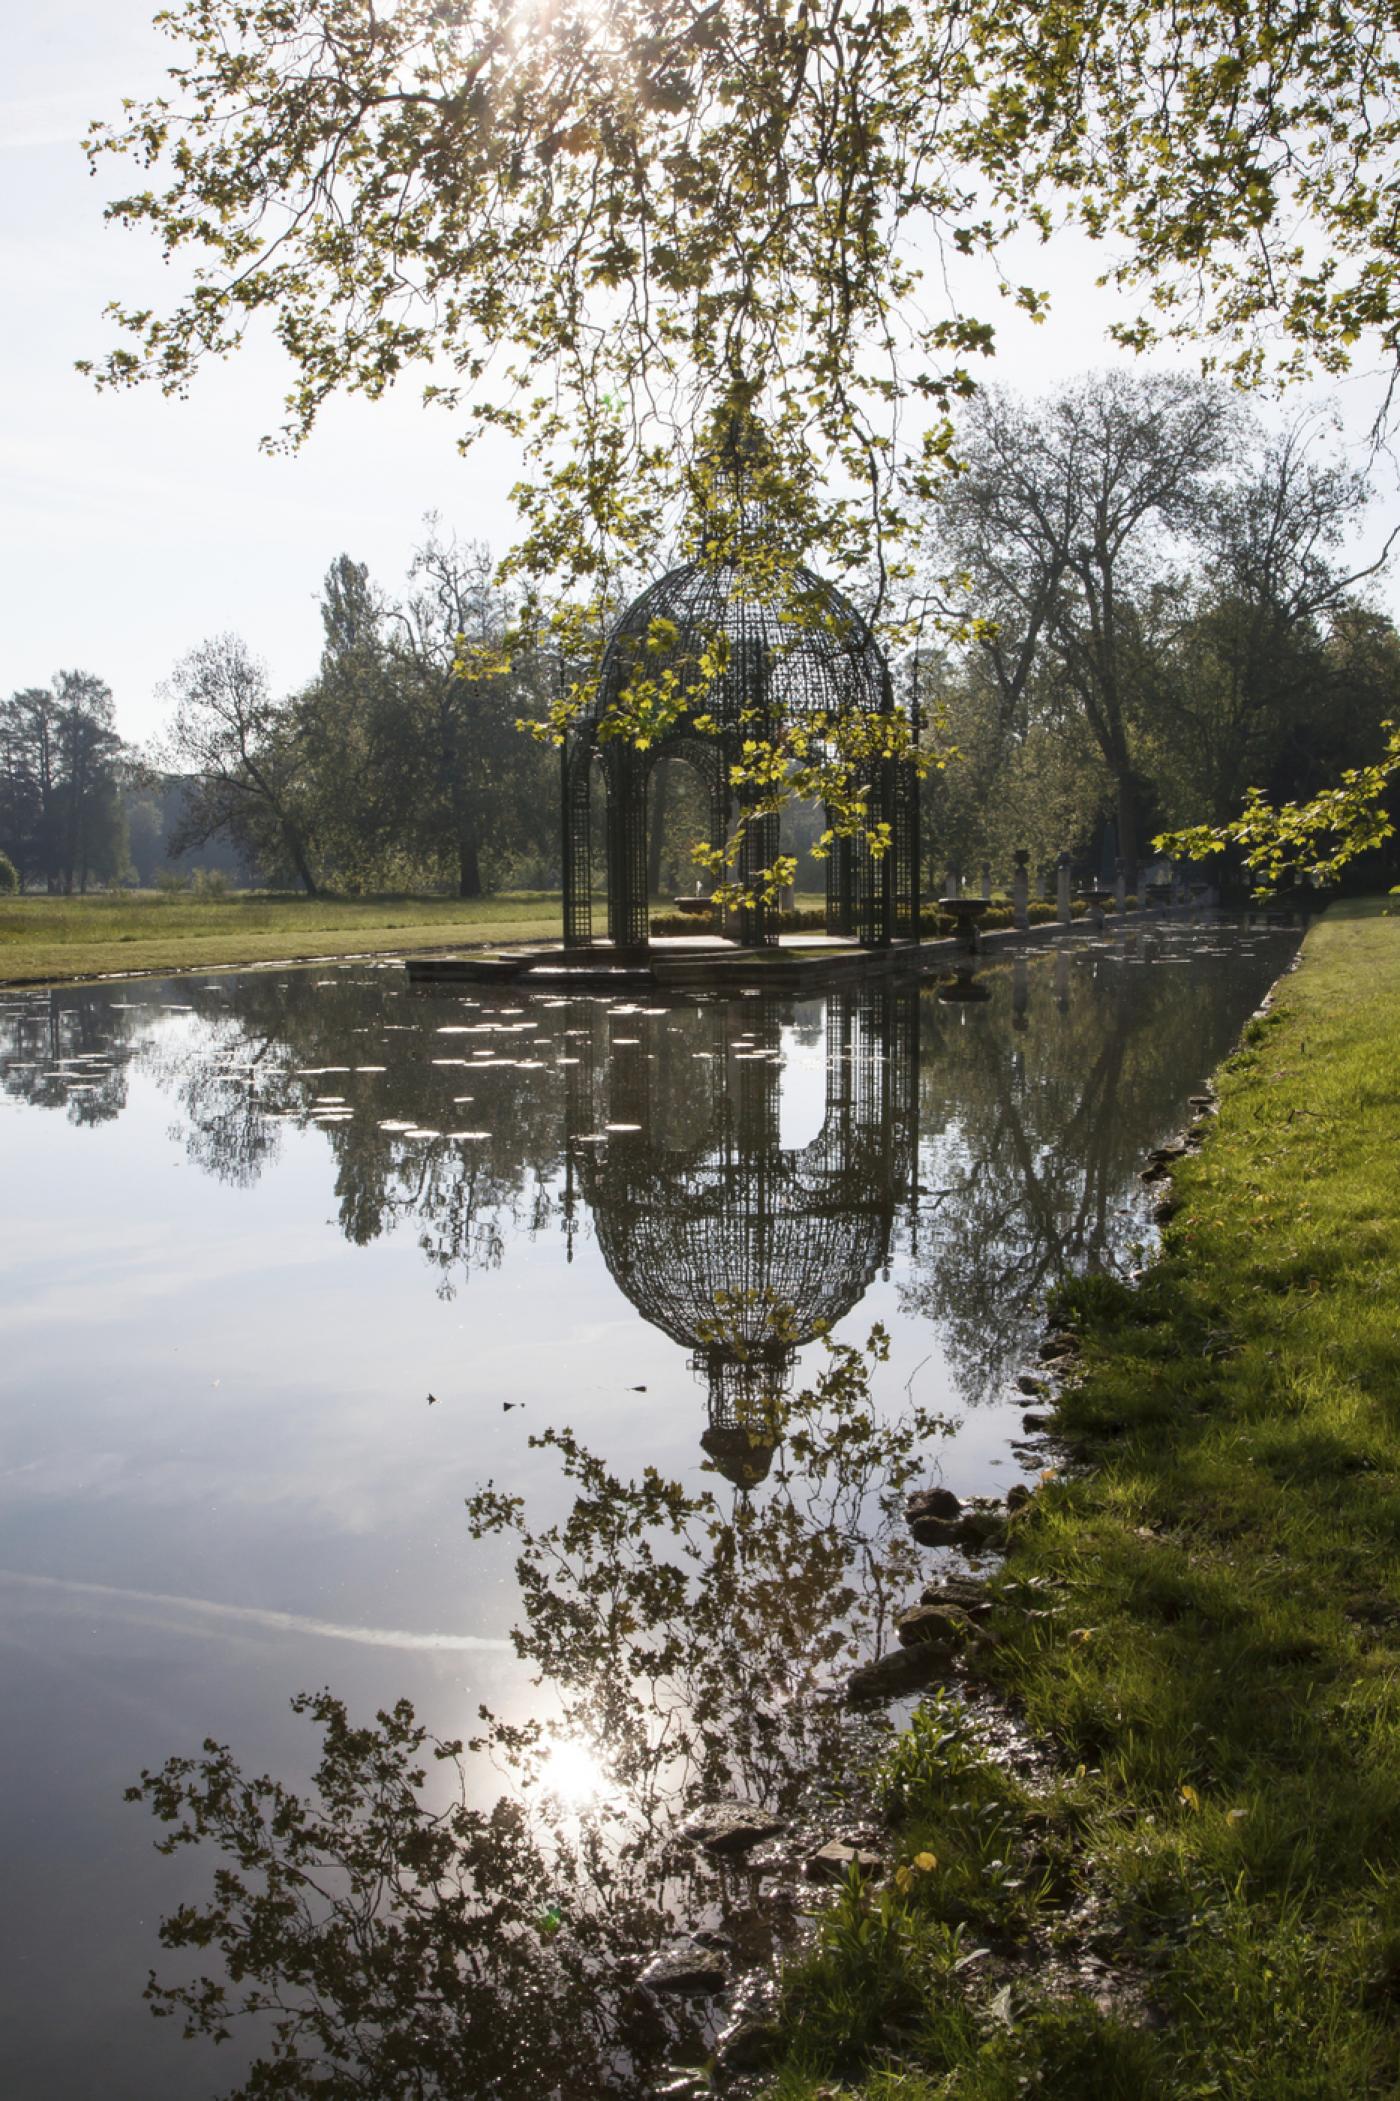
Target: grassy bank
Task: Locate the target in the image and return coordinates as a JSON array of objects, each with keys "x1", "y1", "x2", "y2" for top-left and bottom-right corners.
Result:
[
  {"x1": 0, "y1": 887, "x2": 833, "y2": 987},
  {"x1": 770, "y1": 899, "x2": 1400, "y2": 2099},
  {"x1": 0, "y1": 891, "x2": 573, "y2": 985}
]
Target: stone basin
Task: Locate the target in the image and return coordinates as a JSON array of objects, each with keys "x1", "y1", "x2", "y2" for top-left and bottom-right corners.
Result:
[
  {"x1": 671, "y1": 896, "x2": 717, "y2": 916},
  {"x1": 1078, "y1": 887, "x2": 1115, "y2": 926},
  {"x1": 939, "y1": 897, "x2": 990, "y2": 951}
]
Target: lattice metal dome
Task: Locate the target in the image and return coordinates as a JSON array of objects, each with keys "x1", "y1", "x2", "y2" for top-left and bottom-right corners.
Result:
[{"x1": 590, "y1": 558, "x2": 890, "y2": 729}]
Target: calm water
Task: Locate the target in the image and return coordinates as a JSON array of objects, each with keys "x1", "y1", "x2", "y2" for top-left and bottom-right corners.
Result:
[{"x1": 0, "y1": 917, "x2": 1300, "y2": 2098}]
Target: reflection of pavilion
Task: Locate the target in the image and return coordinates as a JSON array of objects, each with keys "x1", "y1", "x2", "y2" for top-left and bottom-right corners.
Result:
[{"x1": 566, "y1": 988, "x2": 917, "y2": 1484}]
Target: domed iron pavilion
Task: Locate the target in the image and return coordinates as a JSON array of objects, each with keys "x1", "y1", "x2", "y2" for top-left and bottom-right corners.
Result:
[{"x1": 561, "y1": 559, "x2": 922, "y2": 954}]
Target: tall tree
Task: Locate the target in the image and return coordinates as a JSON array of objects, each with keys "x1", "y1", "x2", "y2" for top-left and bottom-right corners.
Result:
[
  {"x1": 384, "y1": 526, "x2": 553, "y2": 898},
  {"x1": 933, "y1": 372, "x2": 1236, "y2": 870},
  {"x1": 158, "y1": 636, "x2": 320, "y2": 892},
  {"x1": 0, "y1": 689, "x2": 55, "y2": 888},
  {"x1": 0, "y1": 677, "x2": 127, "y2": 891},
  {"x1": 53, "y1": 672, "x2": 126, "y2": 893},
  {"x1": 1167, "y1": 427, "x2": 1397, "y2": 819}
]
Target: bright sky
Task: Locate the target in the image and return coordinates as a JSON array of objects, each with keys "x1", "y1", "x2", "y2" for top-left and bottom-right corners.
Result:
[{"x1": 5, "y1": 0, "x2": 1399, "y2": 747}]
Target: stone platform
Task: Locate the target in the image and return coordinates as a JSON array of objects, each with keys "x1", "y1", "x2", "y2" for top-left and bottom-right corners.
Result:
[{"x1": 401, "y1": 916, "x2": 1140, "y2": 994}]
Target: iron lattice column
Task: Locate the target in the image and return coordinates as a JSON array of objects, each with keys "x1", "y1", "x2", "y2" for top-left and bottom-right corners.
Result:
[{"x1": 605, "y1": 746, "x2": 650, "y2": 950}]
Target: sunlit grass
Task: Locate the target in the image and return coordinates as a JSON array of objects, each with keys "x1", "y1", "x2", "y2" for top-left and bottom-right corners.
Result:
[
  {"x1": 767, "y1": 898, "x2": 1400, "y2": 2098},
  {"x1": 0, "y1": 886, "x2": 832, "y2": 985}
]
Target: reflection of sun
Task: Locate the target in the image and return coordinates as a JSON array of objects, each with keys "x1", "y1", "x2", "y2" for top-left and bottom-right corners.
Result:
[{"x1": 536, "y1": 1735, "x2": 617, "y2": 1810}]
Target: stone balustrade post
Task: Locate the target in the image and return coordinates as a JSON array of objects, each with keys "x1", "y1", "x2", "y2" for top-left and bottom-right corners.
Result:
[
  {"x1": 1012, "y1": 849, "x2": 1030, "y2": 931},
  {"x1": 944, "y1": 862, "x2": 961, "y2": 900},
  {"x1": 1056, "y1": 851, "x2": 1073, "y2": 925}
]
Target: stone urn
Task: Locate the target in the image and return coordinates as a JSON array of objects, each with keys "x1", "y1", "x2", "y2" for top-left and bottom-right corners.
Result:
[
  {"x1": 939, "y1": 896, "x2": 990, "y2": 953},
  {"x1": 1077, "y1": 887, "x2": 1114, "y2": 930}
]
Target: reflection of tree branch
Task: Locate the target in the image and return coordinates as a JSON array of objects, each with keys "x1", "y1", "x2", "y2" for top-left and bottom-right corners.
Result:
[{"x1": 128, "y1": 1337, "x2": 952, "y2": 2098}]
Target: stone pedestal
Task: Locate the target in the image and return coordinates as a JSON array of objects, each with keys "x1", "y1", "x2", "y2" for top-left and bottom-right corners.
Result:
[
  {"x1": 980, "y1": 861, "x2": 992, "y2": 902},
  {"x1": 1056, "y1": 852, "x2": 1073, "y2": 925},
  {"x1": 1012, "y1": 850, "x2": 1030, "y2": 932}
]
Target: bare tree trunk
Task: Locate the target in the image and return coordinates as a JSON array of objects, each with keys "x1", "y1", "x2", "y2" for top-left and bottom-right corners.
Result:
[
  {"x1": 283, "y1": 824, "x2": 319, "y2": 896},
  {"x1": 1114, "y1": 770, "x2": 1140, "y2": 876},
  {"x1": 457, "y1": 825, "x2": 482, "y2": 899}
]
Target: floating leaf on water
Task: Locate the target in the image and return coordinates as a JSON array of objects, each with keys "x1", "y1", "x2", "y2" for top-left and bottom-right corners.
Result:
[
  {"x1": 605, "y1": 1123, "x2": 641, "y2": 1132},
  {"x1": 449, "y1": 1131, "x2": 491, "y2": 1140}
]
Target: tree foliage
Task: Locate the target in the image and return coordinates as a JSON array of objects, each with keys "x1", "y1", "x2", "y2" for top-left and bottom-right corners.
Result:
[
  {"x1": 83, "y1": 0, "x2": 1400, "y2": 585},
  {"x1": 1157, "y1": 718, "x2": 1400, "y2": 894},
  {"x1": 920, "y1": 380, "x2": 1397, "y2": 880},
  {"x1": 158, "y1": 635, "x2": 323, "y2": 892},
  {"x1": 83, "y1": 2, "x2": 1400, "y2": 882},
  {"x1": 0, "y1": 675, "x2": 130, "y2": 892}
]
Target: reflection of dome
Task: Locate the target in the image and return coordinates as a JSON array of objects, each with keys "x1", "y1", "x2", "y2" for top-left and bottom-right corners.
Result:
[{"x1": 570, "y1": 989, "x2": 917, "y2": 1486}]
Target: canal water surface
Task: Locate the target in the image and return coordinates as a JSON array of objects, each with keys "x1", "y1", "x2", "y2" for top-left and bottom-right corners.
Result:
[{"x1": 0, "y1": 917, "x2": 1300, "y2": 2099}]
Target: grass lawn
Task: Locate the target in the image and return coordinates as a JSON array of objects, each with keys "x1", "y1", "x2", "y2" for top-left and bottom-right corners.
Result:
[
  {"x1": 768, "y1": 898, "x2": 1400, "y2": 2099},
  {"x1": 0, "y1": 890, "x2": 573, "y2": 985},
  {"x1": 0, "y1": 887, "x2": 835, "y2": 987}
]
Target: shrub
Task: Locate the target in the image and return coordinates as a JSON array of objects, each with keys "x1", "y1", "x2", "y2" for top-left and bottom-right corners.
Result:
[{"x1": 0, "y1": 849, "x2": 17, "y2": 896}]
